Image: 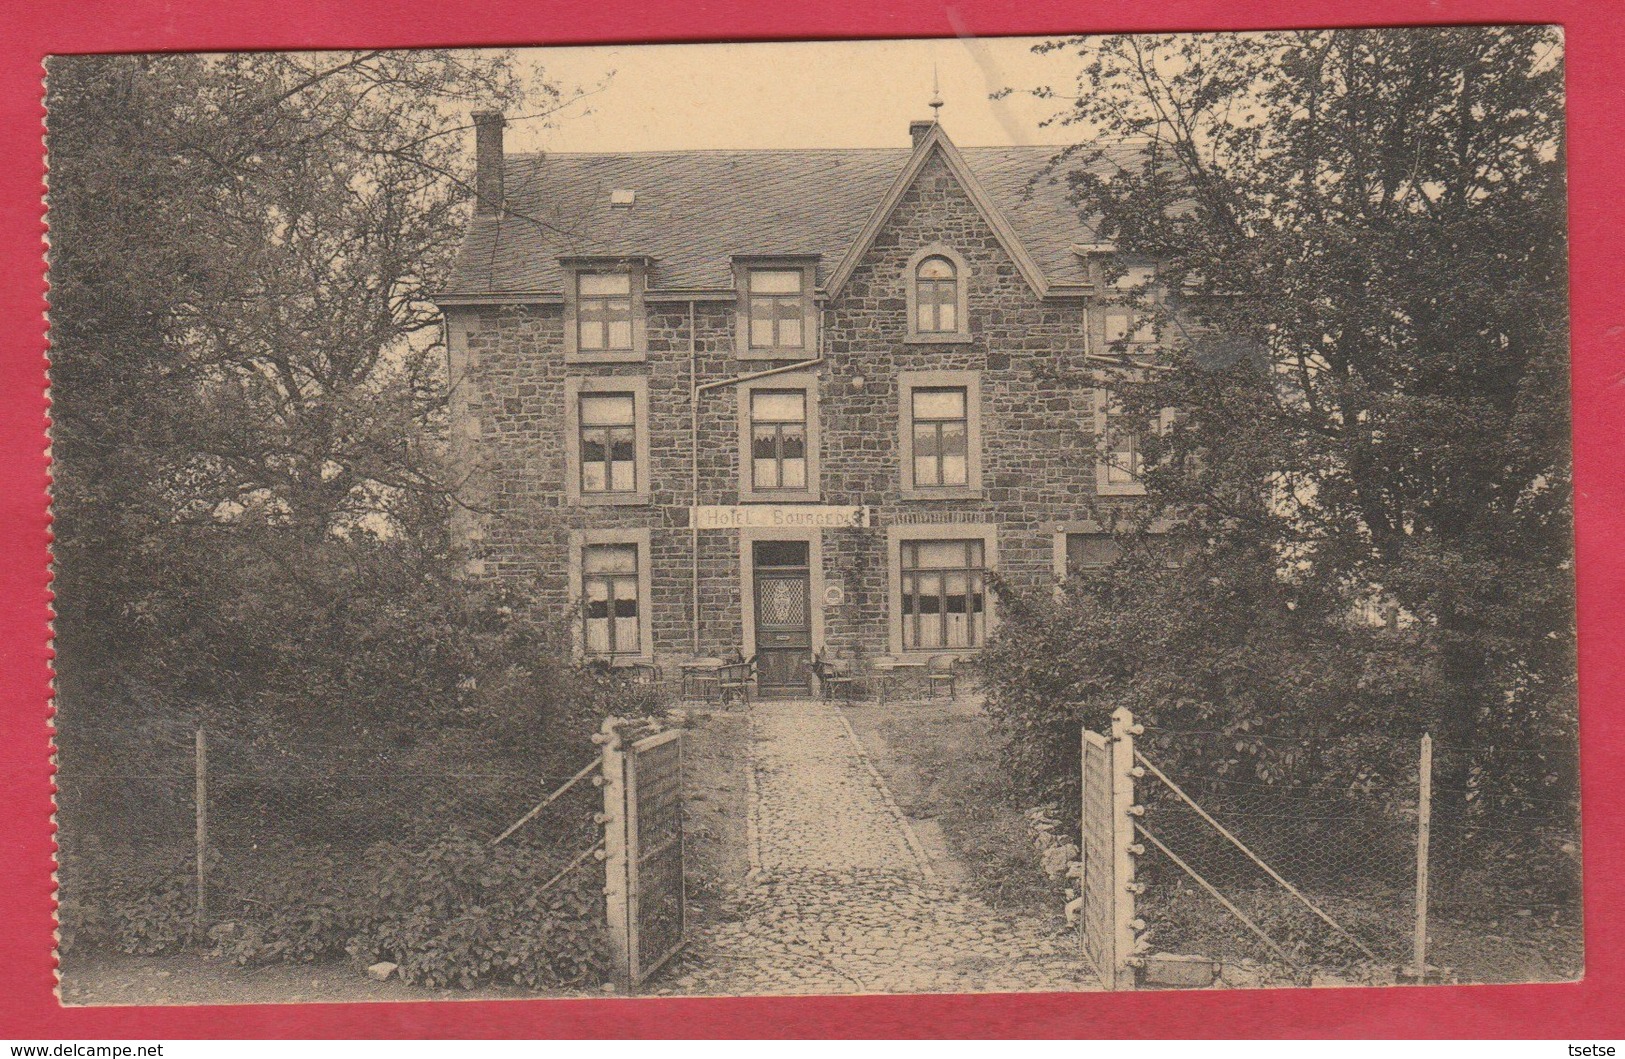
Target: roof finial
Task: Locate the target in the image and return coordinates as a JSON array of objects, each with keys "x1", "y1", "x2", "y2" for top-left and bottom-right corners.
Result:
[{"x1": 929, "y1": 64, "x2": 944, "y2": 121}]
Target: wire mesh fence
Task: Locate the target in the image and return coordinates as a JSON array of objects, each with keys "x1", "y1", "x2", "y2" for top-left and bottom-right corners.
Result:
[
  {"x1": 1131, "y1": 726, "x2": 1581, "y2": 985},
  {"x1": 53, "y1": 717, "x2": 615, "y2": 965}
]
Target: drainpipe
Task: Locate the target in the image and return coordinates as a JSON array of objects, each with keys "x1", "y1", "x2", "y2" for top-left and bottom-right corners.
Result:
[
  {"x1": 687, "y1": 301, "x2": 829, "y2": 654},
  {"x1": 689, "y1": 299, "x2": 700, "y2": 654}
]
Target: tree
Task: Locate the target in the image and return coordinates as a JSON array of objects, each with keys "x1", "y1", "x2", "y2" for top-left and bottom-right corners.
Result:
[
  {"x1": 46, "y1": 51, "x2": 580, "y2": 728},
  {"x1": 985, "y1": 28, "x2": 1573, "y2": 822}
]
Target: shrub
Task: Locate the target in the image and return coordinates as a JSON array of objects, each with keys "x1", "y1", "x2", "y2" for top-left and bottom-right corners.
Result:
[
  {"x1": 54, "y1": 537, "x2": 664, "y2": 989},
  {"x1": 980, "y1": 544, "x2": 1434, "y2": 825},
  {"x1": 349, "y1": 833, "x2": 606, "y2": 990},
  {"x1": 65, "y1": 832, "x2": 611, "y2": 992},
  {"x1": 56, "y1": 844, "x2": 199, "y2": 957}
]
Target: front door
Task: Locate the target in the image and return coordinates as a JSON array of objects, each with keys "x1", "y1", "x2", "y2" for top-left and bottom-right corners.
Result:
[{"x1": 752, "y1": 540, "x2": 811, "y2": 693}]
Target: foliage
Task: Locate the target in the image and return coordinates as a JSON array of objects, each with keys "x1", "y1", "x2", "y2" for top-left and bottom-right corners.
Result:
[
  {"x1": 46, "y1": 52, "x2": 631, "y2": 991},
  {"x1": 982, "y1": 544, "x2": 1431, "y2": 816},
  {"x1": 56, "y1": 843, "x2": 203, "y2": 957},
  {"x1": 62, "y1": 835, "x2": 608, "y2": 991},
  {"x1": 46, "y1": 50, "x2": 583, "y2": 729},
  {"x1": 350, "y1": 833, "x2": 606, "y2": 989},
  {"x1": 986, "y1": 28, "x2": 1574, "y2": 828}
]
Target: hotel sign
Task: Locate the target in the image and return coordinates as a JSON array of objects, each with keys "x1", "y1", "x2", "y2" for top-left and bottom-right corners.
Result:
[{"x1": 691, "y1": 505, "x2": 871, "y2": 530}]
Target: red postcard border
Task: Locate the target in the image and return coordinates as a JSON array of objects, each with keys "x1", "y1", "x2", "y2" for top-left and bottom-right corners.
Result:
[{"x1": 3, "y1": 0, "x2": 1621, "y2": 1039}]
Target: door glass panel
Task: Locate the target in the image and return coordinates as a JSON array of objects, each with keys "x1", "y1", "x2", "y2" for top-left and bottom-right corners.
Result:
[
  {"x1": 757, "y1": 577, "x2": 807, "y2": 627},
  {"x1": 754, "y1": 540, "x2": 809, "y2": 568}
]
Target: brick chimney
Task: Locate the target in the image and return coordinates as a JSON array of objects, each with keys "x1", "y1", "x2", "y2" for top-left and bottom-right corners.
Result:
[
  {"x1": 473, "y1": 110, "x2": 506, "y2": 215},
  {"x1": 910, "y1": 120, "x2": 935, "y2": 148}
]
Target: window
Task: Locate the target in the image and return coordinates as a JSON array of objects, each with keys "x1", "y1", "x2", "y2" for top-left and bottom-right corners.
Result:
[
  {"x1": 738, "y1": 374, "x2": 819, "y2": 501},
  {"x1": 900, "y1": 539, "x2": 987, "y2": 651},
  {"x1": 749, "y1": 390, "x2": 808, "y2": 492},
  {"x1": 1104, "y1": 307, "x2": 1156, "y2": 346},
  {"x1": 915, "y1": 256, "x2": 958, "y2": 333},
  {"x1": 1094, "y1": 388, "x2": 1175, "y2": 496},
  {"x1": 899, "y1": 370, "x2": 982, "y2": 497},
  {"x1": 1055, "y1": 524, "x2": 1180, "y2": 582},
  {"x1": 911, "y1": 388, "x2": 968, "y2": 488},
  {"x1": 748, "y1": 270, "x2": 805, "y2": 350},
  {"x1": 905, "y1": 245, "x2": 971, "y2": 343},
  {"x1": 571, "y1": 529, "x2": 654, "y2": 663},
  {"x1": 578, "y1": 393, "x2": 637, "y2": 494},
  {"x1": 1051, "y1": 522, "x2": 1120, "y2": 582},
  {"x1": 582, "y1": 543, "x2": 641, "y2": 660},
  {"x1": 563, "y1": 259, "x2": 648, "y2": 362},
  {"x1": 1104, "y1": 404, "x2": 1141, "y2": 487},
  {"x1": 566, "y1": 377, "x2": 650, "y2": 505},
  {"x1": 1066, "y1": 532, "x2": 1123, "y2": 573},
  {"x1": 734, "y1": 258, "x2": 817, "y2": 358},
  {"x1": 578, "y1": 273, "x2": 633, "y2": 352},
  {"x1": 1113, "y1": 265, "x2": 1157, "y2": 290}
]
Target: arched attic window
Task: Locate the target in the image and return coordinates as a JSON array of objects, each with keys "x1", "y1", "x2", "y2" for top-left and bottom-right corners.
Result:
[
  {"x1": 915, "y1": 256, "x2": 958, "y2": 333},
  {"x1": 906, "y1": 246, "x2": 971, "y2": 343}
]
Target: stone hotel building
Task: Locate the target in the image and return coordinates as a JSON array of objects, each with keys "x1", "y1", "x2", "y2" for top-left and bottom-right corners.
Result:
[{"x1": 435, "y1": 111, "x2": 1165, "y2": 693}]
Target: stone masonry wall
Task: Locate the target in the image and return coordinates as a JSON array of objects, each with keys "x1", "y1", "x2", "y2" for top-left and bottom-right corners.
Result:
[{"x1": 447, "y1": 144, "x2": 1134, "y2": 669}]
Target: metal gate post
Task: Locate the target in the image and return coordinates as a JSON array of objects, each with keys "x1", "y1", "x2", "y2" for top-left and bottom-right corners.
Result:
[
  {"x1": 595, "y1": 717, "x2": 633, "y2": 993},
  {"x1": 1110, "y1": 707, "x2": 1145, "y2": 990}
]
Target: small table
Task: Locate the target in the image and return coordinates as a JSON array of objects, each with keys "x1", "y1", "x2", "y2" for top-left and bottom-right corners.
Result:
[
  {"x1": 679, "y1": 658, "x2": 724, "y2": 702},
  {"x1": 873, "y1": 659, "x2": 926, "y2": 705}
]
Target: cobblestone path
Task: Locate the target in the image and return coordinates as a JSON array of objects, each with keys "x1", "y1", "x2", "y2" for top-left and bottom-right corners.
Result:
[{"x1": 665, "y1": 698, "x2": 1095, "y2": 996}]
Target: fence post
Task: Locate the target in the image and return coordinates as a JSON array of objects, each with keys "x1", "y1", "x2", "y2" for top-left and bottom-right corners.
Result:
[
  {"x1": 1413, "y1": 732, "x2": 1433, "y2": 981},
  {"x1": 595, "y1": 717, "x2": 632, "y2": 993},
  {"x1": 194, "y1": 728, "x2": 207, "y2": 937},
  {"x1": 1110, "y1": 707, "x2": 1142, "y2": 991}
]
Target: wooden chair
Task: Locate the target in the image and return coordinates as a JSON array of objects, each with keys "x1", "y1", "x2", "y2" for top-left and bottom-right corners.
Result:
[
  {"x1": 871, "y1": 655, "x2": 901, "y2": 705},
  {"x1": 624, "y1": 660, "x2": 661, "y2": 685},
  {"x1": 926, "y1": 654, "x2": 960, "y2": 700},
  {"x1": 716, "y1": 655, "x2": 757, "y2": 707},
  {"x1": 813, "y1": 652, "x2": 858, "y2": 706}
]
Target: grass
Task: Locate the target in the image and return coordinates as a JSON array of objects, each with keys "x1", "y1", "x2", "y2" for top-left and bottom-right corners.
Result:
[{"x1": 841, "y1": 692, "x2": 1063, "y2": 918}]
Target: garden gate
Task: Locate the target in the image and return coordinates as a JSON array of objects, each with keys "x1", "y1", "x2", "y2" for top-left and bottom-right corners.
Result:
[
  {"x1": 598, "y1": 717, "x2": 687, "y2": 992},
  {"x1": 1082, "y1": 708, "x2": 1401, "y2": 988},
  {"x1": 1079, "y1": 708, "x2": 1145, "y2": 990}
]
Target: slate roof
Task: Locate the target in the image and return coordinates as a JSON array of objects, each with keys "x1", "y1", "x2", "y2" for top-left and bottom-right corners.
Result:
[{"x1": 440, "y1": 139, "x2": 1142, "y2": 298}]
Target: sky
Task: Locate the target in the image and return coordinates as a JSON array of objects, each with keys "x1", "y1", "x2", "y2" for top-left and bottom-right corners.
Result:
[{"x1": 504, "y1": 36, "x2": 1094, "y2": 155}]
